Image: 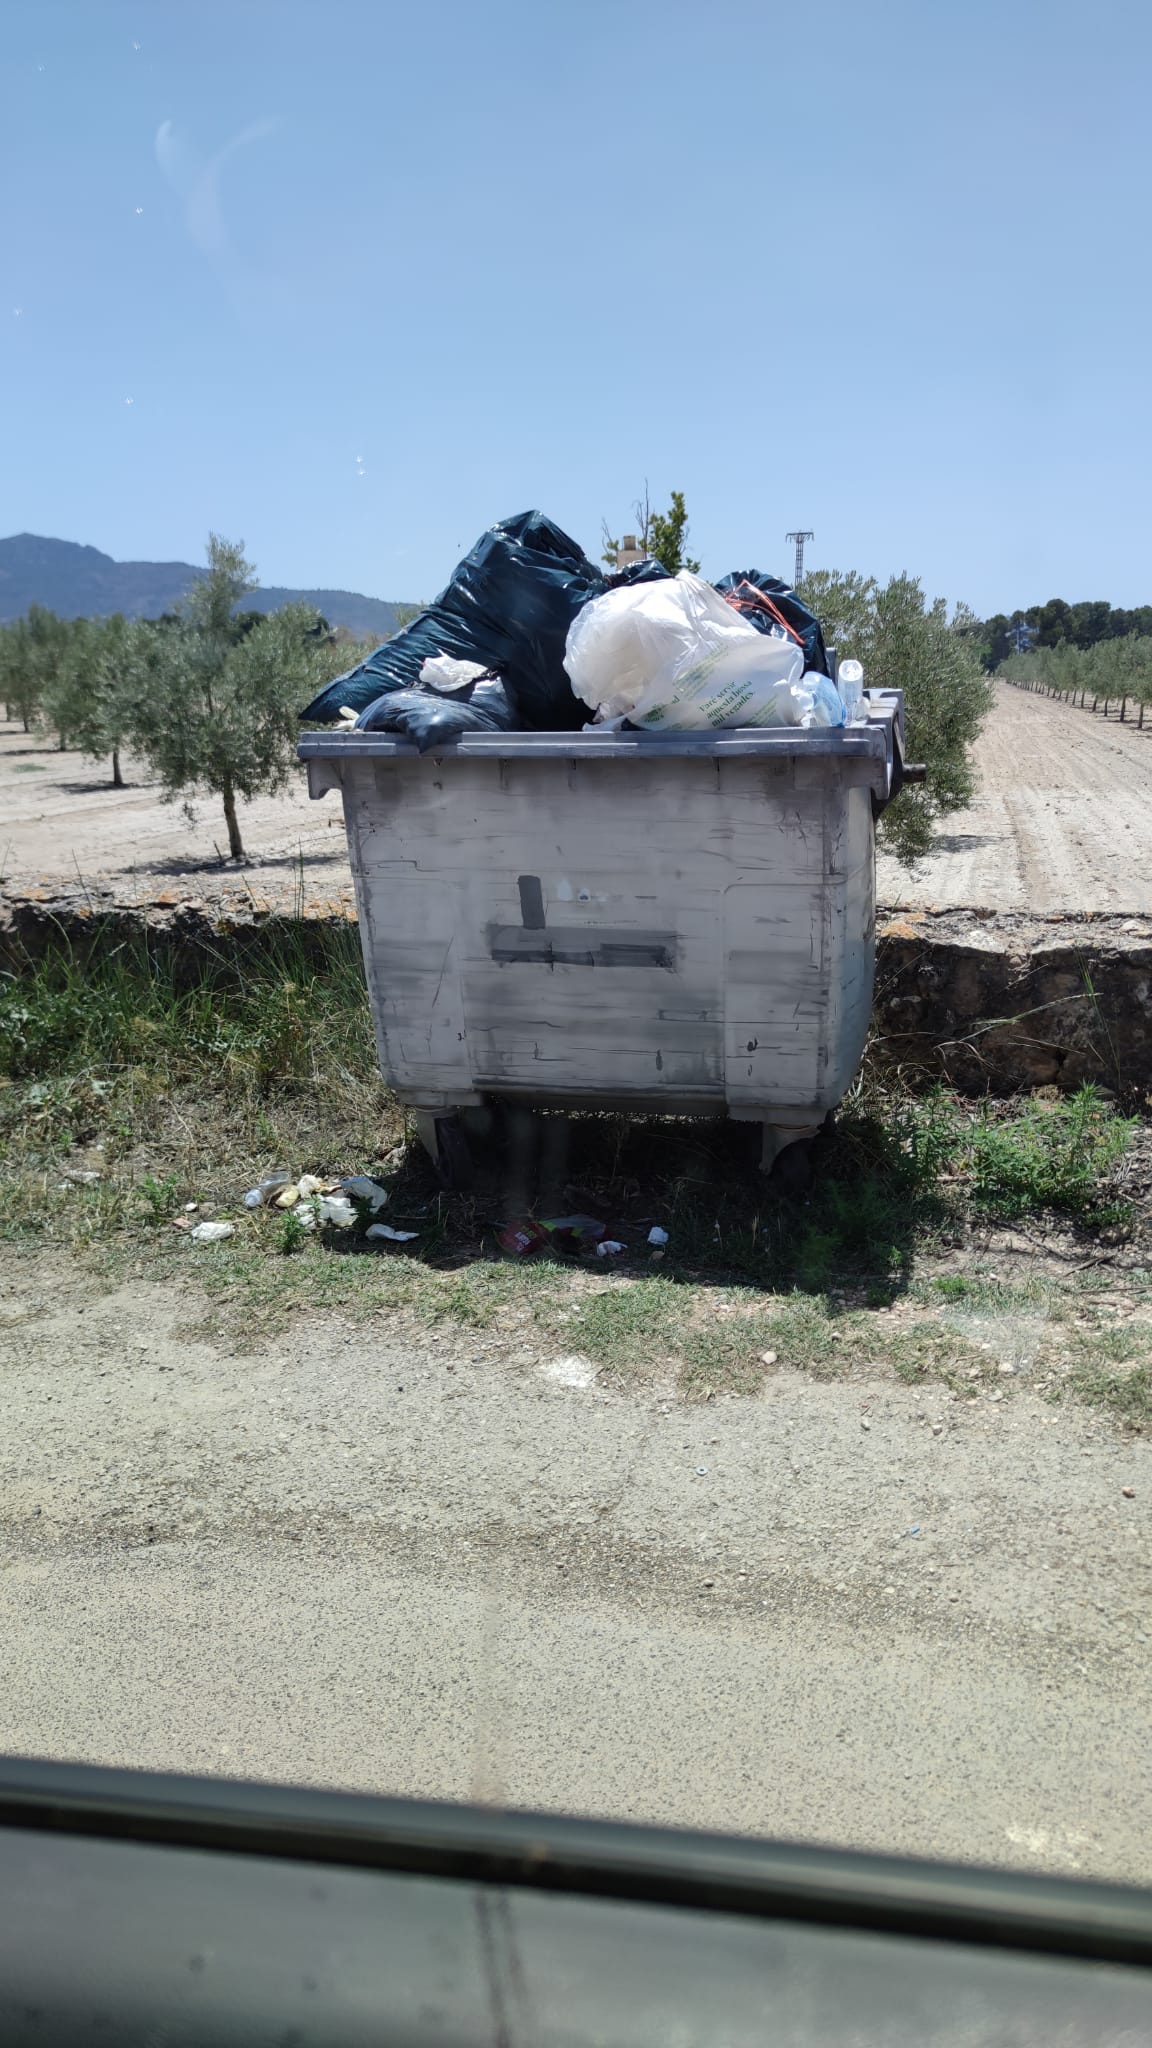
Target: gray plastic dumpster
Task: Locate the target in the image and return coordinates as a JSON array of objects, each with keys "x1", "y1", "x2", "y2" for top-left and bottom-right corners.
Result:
[{"x1": 299, "y1": 691, "x2": 908, "y2": 1180}]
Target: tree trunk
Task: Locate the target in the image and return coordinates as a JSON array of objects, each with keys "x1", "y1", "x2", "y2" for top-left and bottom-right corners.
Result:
[
  {"x1": 222, "y1": 778, "x2": 244, "y2": 861},
  {"x1": 1121, "y1": 697, "x2": 1127, "y2": 722},
  {"x1": 111, "y1": 747, "x2": 123, "y2": 789},
  {"x1": 58, "y1": 732, "x2": 66, "y2": 751}
]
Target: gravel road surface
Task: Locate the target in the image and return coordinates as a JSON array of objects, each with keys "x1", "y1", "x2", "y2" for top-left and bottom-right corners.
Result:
[
  {"x1": 877, "y1": 682, "x2": 1152, "y2": 913},
  {"x1": 2, "y1": 1257, "x2": 1149, "y2": 1882}
]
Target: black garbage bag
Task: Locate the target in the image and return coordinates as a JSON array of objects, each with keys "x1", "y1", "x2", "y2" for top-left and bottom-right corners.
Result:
[
  {"x1": 712, "y1": 570, "x2": 829, "y2": 677},
  {"x1": 604, "y1": 557, "x2": 672, "y2": 589},
  {"x1": 301, "y1": 511, "x2": 605, "y2": 726},
  {"x1": 355, "y1": 677, "x2": 518, "y2": 752}
]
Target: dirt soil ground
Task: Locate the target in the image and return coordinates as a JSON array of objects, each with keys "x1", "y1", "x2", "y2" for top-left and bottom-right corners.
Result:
[
  {"x1": 876, "y1": 682, "x2": 1152, "y2": 914},
  {"x1": 4, "y1": 681, "x2": 1150, "y2": 917},
  {"x1": 0, "y1": 725, "x2": 352, "y2": 919},
  {"x1": 3, "y1": 1249, "x2": 1151, "y2": 1883}
]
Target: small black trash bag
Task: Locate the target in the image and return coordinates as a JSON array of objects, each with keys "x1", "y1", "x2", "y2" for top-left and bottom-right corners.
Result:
[
  {"x1": 355, "y1": 677, "x2": 518, "y2": 752},
  {"x1": 712, "y1": 570, "x2": 830, "y2": 677},
  {"x1": 604, "y1": 557, "x2": 672, "y2": 590},
  {"x1": 301, "y1": 511, "x2": 605, "y2": 727}
]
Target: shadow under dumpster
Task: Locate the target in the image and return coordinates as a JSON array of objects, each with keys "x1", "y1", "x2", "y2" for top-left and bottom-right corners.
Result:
[{"x1": 318, "y1": 1100, "x2": 939, "y2": 1310}]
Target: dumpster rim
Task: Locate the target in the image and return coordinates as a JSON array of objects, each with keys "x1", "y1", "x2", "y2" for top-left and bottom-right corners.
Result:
[{"x1": 297, "y1": 715, "x2": 895, "y2": 767}]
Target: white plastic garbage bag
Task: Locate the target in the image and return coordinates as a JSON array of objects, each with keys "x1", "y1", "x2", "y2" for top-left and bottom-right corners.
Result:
[{"x1": 564, "y1": 572, "x2": 808, "y2": 731}]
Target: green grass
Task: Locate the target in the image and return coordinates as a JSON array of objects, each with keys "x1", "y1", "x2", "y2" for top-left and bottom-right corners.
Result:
[
  {"x1": 964, "y1": 1090, "x2": 1135, "y2": 1222},
  {"x1": 0, "y1": 927, "x2": 1144, "y2": 1395},
  {"x1": 564, "y1": 1279, "x2": 679, "y2": 1371}
]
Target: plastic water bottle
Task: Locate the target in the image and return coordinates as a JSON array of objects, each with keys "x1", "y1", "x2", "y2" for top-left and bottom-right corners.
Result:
[{"x1": 837, "y1": 658, "x2": 865, "y2": 721}]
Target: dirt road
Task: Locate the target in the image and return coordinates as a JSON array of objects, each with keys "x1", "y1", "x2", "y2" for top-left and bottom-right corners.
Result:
[
  {"x1": 2, "y1": 1255, "x2": 1149, "y2": 1882},
  {"x1": 0, "y1": 727, "x2": 352, "y2": 916},
  {"x1": 877, "y1": 682, "x2": 1152, "y2": 913},
  {"x1": 5, "y1": 683, "x2": 1150, "y2": 917}
]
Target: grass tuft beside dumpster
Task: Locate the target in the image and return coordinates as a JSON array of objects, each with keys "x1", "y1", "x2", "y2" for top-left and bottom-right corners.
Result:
[{"x1": 1, "y1": 926, "x2": 1149, "y2": 1415}]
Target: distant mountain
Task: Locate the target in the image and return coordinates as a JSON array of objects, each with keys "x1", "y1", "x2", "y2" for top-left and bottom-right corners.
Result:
[{"x1": 0, "y1": 534, "x2": 406, "y2": 638}]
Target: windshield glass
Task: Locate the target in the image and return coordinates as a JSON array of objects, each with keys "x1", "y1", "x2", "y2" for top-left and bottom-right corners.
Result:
[{"x1": 2, "y1": 0, "x2": 1150, "y2": 1907}]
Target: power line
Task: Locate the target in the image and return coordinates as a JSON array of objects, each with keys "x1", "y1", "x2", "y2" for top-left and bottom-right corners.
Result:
[{"x1": 785, "y1": 530, "x2": 814, "y2": 585}]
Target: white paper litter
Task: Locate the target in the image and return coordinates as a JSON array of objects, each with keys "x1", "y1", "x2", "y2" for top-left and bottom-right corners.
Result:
[
  {"x1": 366, "y1": 1223, "x2": 418, "y2": 1243},
  {"x1": 190, "y1": 1221, "x2": 235, "y2": 1244},
  {"x1": 341, "y1": 1176, "x2": 389, "y2": 1212},
  {"x1": 419, "y1": 654, "x2": 490, "y2": 695}
]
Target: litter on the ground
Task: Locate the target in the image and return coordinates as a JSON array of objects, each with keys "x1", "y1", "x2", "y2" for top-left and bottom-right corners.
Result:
[
  {"x1": 366, "y1": 1223, "x2": 419, "y2": 1243},
  {"x1": 190, "y1": 1221, "x2": 235, "y2": 1244},
  {"x1": 341, "y1": 1175, "x2": 389, "y2": 1213},
  {"x1": 538, "y1": 1213, "x2": 607, "y2": 1247},
  {"x1": 243, "y1": 1169, "x2": 394, "y2": 1232},
  {"x1": 647, "y1": 1226, "x2": 670, "y2": 1246},
  {"x1": 499, "y1": 1215, "x2": 611, "y2": 1256},
  {"x1": 595, "y1": 1239, "x2": 626, "y2": 1258},
  {"x1": 498, "y1": 1220, "x2": 546, "y2": 1256}
]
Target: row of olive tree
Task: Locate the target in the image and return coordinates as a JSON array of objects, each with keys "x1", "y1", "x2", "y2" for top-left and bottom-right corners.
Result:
[
  {"x1": 798, "y1": 569, "x2": 994, "y2": 865},
  {"x1": 997, "y1": 634, "x2": 1152, "y2": 721},
  {"x1": 0, "y1": 538, "x2": 361, "y2": 859}
]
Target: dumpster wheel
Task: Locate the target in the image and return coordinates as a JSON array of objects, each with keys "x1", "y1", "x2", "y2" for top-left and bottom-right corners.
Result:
[
  {"x1": 768, "y1": 1138, "x2": 814, "y2": 1198},
  {"x1": 414, "y1": 1111, "x2": 474, "y2": 1192}
]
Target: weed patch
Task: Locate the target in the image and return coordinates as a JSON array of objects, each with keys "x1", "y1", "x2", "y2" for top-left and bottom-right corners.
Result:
[{"x1": 0, "y1": 929, "x2": 1143, "y2": 1376}]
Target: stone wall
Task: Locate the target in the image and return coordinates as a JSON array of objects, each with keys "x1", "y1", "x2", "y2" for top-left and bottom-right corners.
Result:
[
  {"x1": 875, "y1": 911, "x2": 1152, "y2": 1095},
  {"x1": 3, "y1": 891, "x2": 1150, "y2": 1099}
]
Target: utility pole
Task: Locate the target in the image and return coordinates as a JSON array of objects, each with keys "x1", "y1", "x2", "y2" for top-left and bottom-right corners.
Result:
[{"x1": 786, "y1": 529, "x2": 814, "y2": 585}]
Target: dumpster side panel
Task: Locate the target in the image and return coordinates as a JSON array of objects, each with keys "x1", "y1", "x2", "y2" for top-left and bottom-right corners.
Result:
[
  {"x1": 358, "y1": 880, "x2": 470, "y2": 1097},
  {"x1": 821, "y1": 784, "x2": 878, "y2": 1104},
  {"x1": 335, "y1": 747, "x2": 882, "y2": 1119}
]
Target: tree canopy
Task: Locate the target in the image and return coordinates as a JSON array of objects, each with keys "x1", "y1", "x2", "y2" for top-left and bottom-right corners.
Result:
[
  {"x1": 799, "y1": 569, "x2": 995, "y2": 865},
  {"x1": 973, "y1": 597, "x2": 1152, "y2": 669},
  {"x1": 602, "y1": 487, "x2": 701, "y2": 575},
  {"x1": 129, "y1": 534, "x2": 343, "y2": 859}
]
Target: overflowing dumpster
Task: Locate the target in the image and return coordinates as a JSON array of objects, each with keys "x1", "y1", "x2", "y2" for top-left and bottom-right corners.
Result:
[{"x1": 299, "y1": 689, "x2": 909, "y2": 1182}]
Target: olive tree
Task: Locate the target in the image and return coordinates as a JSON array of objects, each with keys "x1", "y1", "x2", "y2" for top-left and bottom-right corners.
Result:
[
  {"x1": 799, "y1": 569, "x2": 994, "y2": 865},
  {"x1": 0, "y1": 606, "x2": 71, "y2": 736},
  {"x1": 37, "y1": 613, "x2": 153, "y2": 785},
  {"x1": 130, "y1": 534, "x2": 339, "y2": 860}
]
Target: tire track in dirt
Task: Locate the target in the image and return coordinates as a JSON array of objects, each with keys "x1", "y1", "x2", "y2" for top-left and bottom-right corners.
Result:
[{"x1": 878, "y1": 682, "x2": 1152, "y2": 913}]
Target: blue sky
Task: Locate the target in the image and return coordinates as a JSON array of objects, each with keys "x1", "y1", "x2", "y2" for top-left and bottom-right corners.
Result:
[{"x1": 2, "y1": 0, "x2": 1149, "y2": 614}]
